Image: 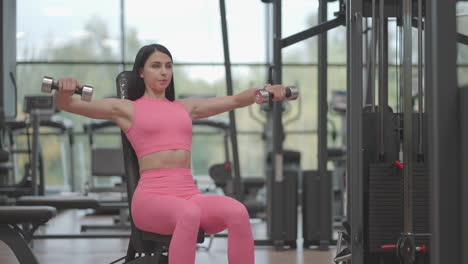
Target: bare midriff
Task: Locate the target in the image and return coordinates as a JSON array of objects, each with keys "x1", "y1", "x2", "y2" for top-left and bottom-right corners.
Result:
[{"x1": 138, "y1": 149, "x2": 191, "y2": 172}]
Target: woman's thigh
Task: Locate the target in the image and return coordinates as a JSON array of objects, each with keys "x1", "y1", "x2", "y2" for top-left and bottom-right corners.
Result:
[
  {"x1": 131, "y1": 188, "x2": 198, "y2": 234},
  {"x1": 188, "y1": 194, "x2": 248, "y2": 234}
]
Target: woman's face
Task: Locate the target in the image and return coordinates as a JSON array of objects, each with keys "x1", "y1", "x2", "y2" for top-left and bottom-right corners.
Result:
[{"x1": 139, "y1": 51, "x2": 173, "y2": 94}]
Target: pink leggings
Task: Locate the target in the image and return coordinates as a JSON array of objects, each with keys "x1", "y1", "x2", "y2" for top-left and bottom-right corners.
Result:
[{"x1": 131, "y1": 168, "x2": 254, "y2": 264}]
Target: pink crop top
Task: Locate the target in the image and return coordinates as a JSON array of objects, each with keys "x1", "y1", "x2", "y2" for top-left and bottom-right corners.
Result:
[{"x1": 123, "y1": 97, "x2": 192, "y2": 158}]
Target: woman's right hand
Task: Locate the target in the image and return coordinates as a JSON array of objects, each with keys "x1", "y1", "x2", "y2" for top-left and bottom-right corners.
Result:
[{"x1": 57, "y1": 77, "x2": 83, "y2": 97}]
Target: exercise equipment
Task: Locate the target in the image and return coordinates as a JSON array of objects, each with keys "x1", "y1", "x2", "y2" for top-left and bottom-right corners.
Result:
[
  {"x1": 23, "y1": 95, "x2": 56, "y2": 116},
  {"x1": 0, "y1": 206, "x2": 56, "y2": 264},
  {"x1": 340, "y1": 0, "x2": 432, "y2": 263},
  {"x1": 41, "y1": 76, "x2": 93, "y2": 102},
  {"x1": 208, "y1": 161, "x2": 266, "y2": 219},
  {"x1": 255, "y1": 85, "x2": 299, "y2": 104},
  {"x1": 328, "y1": 90, "x2": 347, "y2": 223},
  {"x1": 189, "y1": 116, "x2": 267, "y2": 219},
  {"x1": 81, "y1": 119, "x2": 129, "y2": 232},
  {"x1": 258, "y1": 0, "x2": 346, "y2": 250},
  {"x1": 0, "y1": 96, "x2": 66, "y2": 197},
  {"x1": 266, "y1": 150, "x2": 301, "y2": 249}
]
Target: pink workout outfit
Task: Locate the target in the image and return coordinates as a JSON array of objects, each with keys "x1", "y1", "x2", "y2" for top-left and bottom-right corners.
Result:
[{"x1": 124, "y1": 96, "x2": 254, "y2": 264}]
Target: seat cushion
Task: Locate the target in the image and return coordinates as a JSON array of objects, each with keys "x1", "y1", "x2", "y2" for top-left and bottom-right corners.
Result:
[
  {"x1": 16, "y1": 196, "x2": 100, "y2": 210},
  {"x1": 141, "y1": 228, "x2": 205, "y2": 245},
  {"x1": 243, "y1": 200, "x2": 266, "y2": 214},
  {"x1": 0, "y1": 206, "x2": 56, "y2": 224}
]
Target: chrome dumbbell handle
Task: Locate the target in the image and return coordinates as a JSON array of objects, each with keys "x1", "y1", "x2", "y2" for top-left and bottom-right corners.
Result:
[
  {"x1": 255, "y1": 85, "x2": 299, "y2": 104},
  {"x1": 41, "y1": 76, "x2": 94, "y2": 102}
]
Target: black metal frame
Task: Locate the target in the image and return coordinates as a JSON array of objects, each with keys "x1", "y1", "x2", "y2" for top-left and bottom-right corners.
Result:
[
  {"x1": 258, "y1": 0, "x2": 345, "y2": 249},
  {"x1": 347, "y1": 0, "x2": 365, "y2": 262},
  {"x1": 0, "y1": 224, "x2": 40, "y2": 264},
  {"x1": 426, "y1": 0, "x2": 461, "y2": 263},
  {"x1": 219, "y1": 0, "x2": 243, "y2": 201},
  {"x1": 317, "y1": 0, "x2": 332, "y2": 250},
  {"x1": 0, "y1": 205, "x2": 57, "y2": 264},
  {"x1": 461, "y1": 87, "x2": 468, "y2": 264},
  {"x1": 345, "y1": 0, "x2": 463, "y2": 263}
]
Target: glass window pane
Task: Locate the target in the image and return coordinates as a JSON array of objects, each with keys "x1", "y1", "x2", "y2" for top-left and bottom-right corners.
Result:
[
  {"x1": 17, "y1": 0, "x2": 121, "y2": 61},
  {"x1": 225, "y1": 0, "x2": 266, "y2": 63},
  {"x1": 283, "y1": 65, "x2": 317, "y2": 170},
  {"x1": 173, "y1": 65, "x2": 265, "y2": 177},
  {"x1": 16, "y1": 64, "x2": 122, "y2": 191},
  {"x1": 9, "y1": 132, "x2": 73, "y2": 189},
  {"x1": 282, "y1": 0, "x2": 318, "y2": 63},
  {"x1": 125, "y1": 0, "x2": 223, "y2": 63},
  {"x1": 17, "y1": 64, "x2": 122, "y2": 130}
]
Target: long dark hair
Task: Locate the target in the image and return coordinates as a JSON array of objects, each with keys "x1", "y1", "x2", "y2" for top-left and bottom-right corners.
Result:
[{"x1": 129, "y1": 44, "x2": 175, "y2": 101}]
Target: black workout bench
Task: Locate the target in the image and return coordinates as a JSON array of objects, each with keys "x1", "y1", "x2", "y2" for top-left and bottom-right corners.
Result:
[{"x1": 0, "y1": 205, "x2": 56, "y2": 264}]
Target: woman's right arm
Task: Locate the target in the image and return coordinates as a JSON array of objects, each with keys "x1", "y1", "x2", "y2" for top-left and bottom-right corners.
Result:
[{"x1": 53, "y1": 77, "x2": 130, "y2": 123}]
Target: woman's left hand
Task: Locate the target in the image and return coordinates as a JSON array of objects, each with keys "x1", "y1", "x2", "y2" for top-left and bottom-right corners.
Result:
[{"x1": 263, "y1": 84, "x2": 287, "y2": 101}]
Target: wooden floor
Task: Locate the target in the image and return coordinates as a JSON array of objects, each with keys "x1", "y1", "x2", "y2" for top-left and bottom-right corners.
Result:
[{"x1": 0, "y1": 210, "x2": 336, "y2": 264}]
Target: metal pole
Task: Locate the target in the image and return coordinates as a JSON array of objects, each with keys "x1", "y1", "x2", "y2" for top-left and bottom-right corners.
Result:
[
  {"x1": 219, "y1": 0, "x2": 242, "y2": 200},
  {"x1": 365, "y1": 18, "x2": 373, "y2": 106},
  {"x1": 265, "y1": 0, "x2": 286, "y2": 247},
  {"x1": 318, "y1": 0, "x2": 330, "y2": 250},
  {"x1": 68, "y1": 129, "x2": 76, "y2": 192},
  {"x1": 364, "y1": 18, "x2": 370, "y2": 105},
  {"x1": 417, "y1": 0, "x2": 424, "y2": 159},
  {"x1": 30, "y1": 113, "x2": 40, "y2": 195},
  {"x1": 120, "y1": 0, "x2": 126, "y2": 71},
  {"x1": 370, "y1": 0, "x2": 377, "y2": 112},
  {"x1": 427, "y1": 0, "x2": 460, "y2": 263},
  {"x1": 265, "y1": 3, "x2": 272, "y2": 65},
  {"x1": 402, "y1": 0, "x2": 414, "y2": 234},
  {"x1": 272, "y1": 0, "x2": 283, "y2": 182},
  {"x1": 347, "y1": 0, "x2": 364, "y2": 262},
  {"x1": 378, "y1": 0, "x2": 388, "y2": 160}
]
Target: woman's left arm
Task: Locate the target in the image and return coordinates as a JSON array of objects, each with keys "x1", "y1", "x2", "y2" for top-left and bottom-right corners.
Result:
[{"x1": 179, "y1": 85, "x2": 286, "y2": 120}]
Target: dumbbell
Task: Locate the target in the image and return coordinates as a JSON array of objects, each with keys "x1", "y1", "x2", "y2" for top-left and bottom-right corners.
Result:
[
  {"x1": 41, "y1": 76, "x2": 94, "y2": 102},
  {"x1": 255, "y1": 85, "x2": 299, "y2": 104}
]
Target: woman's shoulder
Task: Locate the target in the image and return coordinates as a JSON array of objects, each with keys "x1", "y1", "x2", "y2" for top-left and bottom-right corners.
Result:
[
  {"x1": 175, "y1": 98, "x2": 195, "y2": 108},
  {"x1": 110, "y1": 97, "x2": 134, "y2": 109},
  {"x1": 174, "y1": 98, "x2": 194, "y2": 111},
  {"x1": 112, "y1": 98, "x2": 135, "y2": 131},
  {"x1": 103, "y1": 97, "x2": 134, "y2": 119}
]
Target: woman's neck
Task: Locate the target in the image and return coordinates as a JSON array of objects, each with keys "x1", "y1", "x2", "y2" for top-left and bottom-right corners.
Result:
[{"x1": 143, "y1": 91, "x2": 165, "y2": 99}]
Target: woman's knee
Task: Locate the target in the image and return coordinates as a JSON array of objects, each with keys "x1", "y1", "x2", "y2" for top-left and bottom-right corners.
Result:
[{"x1": 226, "y1": 199, "x2": 250, "y2": 225}]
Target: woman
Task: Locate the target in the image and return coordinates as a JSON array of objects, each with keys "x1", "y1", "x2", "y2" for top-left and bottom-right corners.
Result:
[{"x1": 54, "y1": 44, "x2": 288, "y2": 264}]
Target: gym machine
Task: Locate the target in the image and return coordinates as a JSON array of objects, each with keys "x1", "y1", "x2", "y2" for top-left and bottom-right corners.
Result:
[
  {"x1": 341, "y1": 0, "x2": 465, "y2": 263},
  {"x1": 0, "y1": 95, "x2": 62, "y2": 197},
  {"x1": 260, "y1": 0, "x2": 346, "y2": 250},
  {"x1": 337, "y1": 0, "x2": 432, "y2": 263}
]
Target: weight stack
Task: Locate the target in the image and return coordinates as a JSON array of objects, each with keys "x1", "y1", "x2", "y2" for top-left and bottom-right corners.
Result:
[
  {"x1": 302, "y1": 170, "x2": 332, "y2": 248},
  {"x1": 266, "y1": 150, "x2": 300, "y2": 248},
  {"x1": 413, "y1": 163, "x2": 430, "y2": 249},
  {"x1": 367, "y1": 162, "x2": 430, "y2": 253},
  {"x1": 367, "y1": 162, "x2": 403, "y2": 252}
]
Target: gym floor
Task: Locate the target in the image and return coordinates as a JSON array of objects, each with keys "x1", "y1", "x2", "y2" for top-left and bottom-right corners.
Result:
[{"x1": 0, "y1": 209, "x2": 336, "y2": 264}]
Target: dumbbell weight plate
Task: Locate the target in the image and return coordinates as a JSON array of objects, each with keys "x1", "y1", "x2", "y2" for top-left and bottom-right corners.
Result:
[
  {"x1": 81, "y1": 86, "x2": 93, "y2": 102},
  {"x1": 41, "y1": 76, "x2": 55, "y2": 93},
  {"x1": 41, "y1": 76, "x2": 93, "y2": 102}
]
